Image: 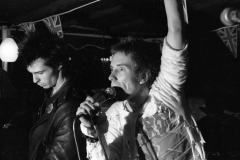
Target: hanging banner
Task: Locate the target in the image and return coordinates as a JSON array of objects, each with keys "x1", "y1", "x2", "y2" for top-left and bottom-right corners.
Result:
[
  {"x1": 20, "y1": 22, "x2": 36, "y2": 33},
  {"x1": 43, "y1": 15, "x2": 63, "y2": 38},
  {"x1": 215, "y1": 25, "x2": 238, "y2": 58}
]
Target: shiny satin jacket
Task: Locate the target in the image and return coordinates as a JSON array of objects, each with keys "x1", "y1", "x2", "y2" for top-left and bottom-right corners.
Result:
[
  {"x1": 82, "y1": 38, "x2": 206, "y2": 160},
  {"x1": 29, "y1": 78, "x2": 87, "y2": 160}
]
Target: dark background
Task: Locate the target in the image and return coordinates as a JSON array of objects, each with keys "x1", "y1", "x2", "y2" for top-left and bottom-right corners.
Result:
[{"x1": 1, "y1": 0, "x2": 240, "y2": 159}]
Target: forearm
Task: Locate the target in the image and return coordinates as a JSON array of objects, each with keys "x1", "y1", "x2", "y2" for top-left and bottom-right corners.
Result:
[{"x1": 164, "y1": 0, "x2": 185, "y2": 49}]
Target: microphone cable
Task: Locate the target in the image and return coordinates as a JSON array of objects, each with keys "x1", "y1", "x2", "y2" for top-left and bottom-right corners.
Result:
[
  {"x1": 73, "y1": 114, "x2": 109, "y2": 160},
  {"x1": 73, "y1": 119, "x2": 81, "y2": 160},
  {"x1": 73, "y1": 87, "x2": 119, "y2": 160}
]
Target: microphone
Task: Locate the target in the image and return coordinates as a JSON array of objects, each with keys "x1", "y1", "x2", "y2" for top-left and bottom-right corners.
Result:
[
  {"x1": 92, "y1": 87, "x2": 117, "y2": 105},
  {"x1": 75, "y1": 87, "x2": 118, "y2": 120}
]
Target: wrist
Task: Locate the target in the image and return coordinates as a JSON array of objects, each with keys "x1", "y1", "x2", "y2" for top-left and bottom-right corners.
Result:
[
  {"x1": 80, "y1": 123, "x2": 97, "y2": 138},
  {"x1": 82, "y1": 134, "x2": 99, "y2": 143}
]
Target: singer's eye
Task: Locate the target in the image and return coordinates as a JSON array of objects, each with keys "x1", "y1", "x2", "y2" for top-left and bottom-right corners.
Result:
[{"x1": 119, "y1": 67, "x2": 125, "y2": 72}]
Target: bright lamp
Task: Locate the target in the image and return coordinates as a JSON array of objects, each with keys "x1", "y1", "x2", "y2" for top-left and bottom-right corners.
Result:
[
  {"x1": 220, "y1": 7, "x2": 240, "y2": 26},
  {"x1": 0, "y1": 38, "x2": 19, "y2": 62}
]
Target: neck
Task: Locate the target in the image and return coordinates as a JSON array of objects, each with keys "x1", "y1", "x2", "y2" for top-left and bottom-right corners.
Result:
[
  {"x1": 52, "y1": 73, "x2": 68, "y2": 96},
  {"x1": 126, "y1": 88, "x2": 149, "y2": 112}
]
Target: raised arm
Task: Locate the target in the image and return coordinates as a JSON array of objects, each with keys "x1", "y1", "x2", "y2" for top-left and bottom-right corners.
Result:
[{"x1": 164, "y1": 0, "x2": 185, "y2": 50}]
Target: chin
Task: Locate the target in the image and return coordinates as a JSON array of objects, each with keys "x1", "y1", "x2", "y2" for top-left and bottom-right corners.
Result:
[
  {"x1": 111, "y1": 84, "x2": 121, "y2": 88},
  {"x1": 42, "y1": 85, "x2": 50, "y2": 89}
]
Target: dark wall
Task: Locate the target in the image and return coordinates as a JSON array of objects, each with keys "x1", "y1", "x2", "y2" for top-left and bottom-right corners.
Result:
[{"x1": 187, "y1": 30, "x2": 239, "y2": 112}]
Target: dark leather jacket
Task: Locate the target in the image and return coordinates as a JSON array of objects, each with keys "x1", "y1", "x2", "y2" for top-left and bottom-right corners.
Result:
[{"x1": 28, "y1": 78, "x2": 87, "y2": 160}]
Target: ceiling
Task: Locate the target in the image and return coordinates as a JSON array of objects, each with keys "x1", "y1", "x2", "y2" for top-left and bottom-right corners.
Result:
[
  {"x1": 1, "y1": 0, "x2": 240, "y2": 38},
  {"x1": 0, "y1": 0, "x2": 239, "y2": 109}
]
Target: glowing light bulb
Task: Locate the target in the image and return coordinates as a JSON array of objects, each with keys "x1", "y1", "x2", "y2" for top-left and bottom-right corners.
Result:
[
  {"x1": 220, "y1": 7, "x2": 240, "y2": 26},
  {"x1": 0, "y1": 38, "x2": 19, "y2": 62}
]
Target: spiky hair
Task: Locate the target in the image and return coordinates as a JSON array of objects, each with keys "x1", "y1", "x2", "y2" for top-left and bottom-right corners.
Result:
[{"x1": 18, "y1": 30, "x2": 68, "y2": 69}]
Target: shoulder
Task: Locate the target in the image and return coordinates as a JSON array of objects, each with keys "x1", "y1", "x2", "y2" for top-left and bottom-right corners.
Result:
[
  {"x1": 57, "y1": 77, "x2": 86, "y2": 107},
  {"x1": 66, "y1": 78, "x2": 86, "y2": 102},
  {"x1": 56, "y1": 97, "x2": 81, "y2": 117}
]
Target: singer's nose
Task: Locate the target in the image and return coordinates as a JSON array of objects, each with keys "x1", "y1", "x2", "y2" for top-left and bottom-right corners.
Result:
[{"x1": 108, "y1": 71, "x2": 117, "y2": 81}]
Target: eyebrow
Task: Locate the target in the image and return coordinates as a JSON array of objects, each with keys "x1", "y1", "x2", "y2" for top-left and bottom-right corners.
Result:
[{"x1": 110, "y1": 63, "x2": 132, "y2": 69}]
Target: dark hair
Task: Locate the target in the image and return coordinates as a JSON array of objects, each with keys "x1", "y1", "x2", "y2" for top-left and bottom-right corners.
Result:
[
  {"x1": 110, "y1": 37, "x2": 160, "y2": 86},
  {"x1": 18, "y1": 30, "x2": 69, "y2": 70}
]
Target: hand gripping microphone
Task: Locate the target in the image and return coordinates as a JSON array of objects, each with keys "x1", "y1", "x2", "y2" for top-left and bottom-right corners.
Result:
[
  {"x1": 74, "y1": 87, "x2": 124, "y2": 160},
  {"x1": 75, "y1": 87, "x2": 118, "y2": 120}
]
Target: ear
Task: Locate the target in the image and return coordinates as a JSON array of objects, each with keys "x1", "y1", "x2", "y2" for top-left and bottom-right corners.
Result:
[
  {"x1": 139, "y1": 70, "x2": 151, "y2": 84},
  {"x1": 58, "y1": 64, "x2": 63, "y2": 70}
]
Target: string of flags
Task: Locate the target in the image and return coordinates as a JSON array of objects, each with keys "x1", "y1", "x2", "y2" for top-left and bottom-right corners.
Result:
[
  {"x1": 20, "y1": 22, "x2": 36, "y2": 33},
  {"x1": 18, "y1": 0, "x2": 101, "y2": 38},
  {"x1": 43, "y1": 16, "x2": 63, "y2": 38},
  {"x1": 214, "y1": 25, "x2": 238, "y2": 58},
  {"x1": 20, "y1": 15, "x2": 63, "y2": 38},
  {"x1": 18, "y1": 0, "x2": 238, "y2": 58}
]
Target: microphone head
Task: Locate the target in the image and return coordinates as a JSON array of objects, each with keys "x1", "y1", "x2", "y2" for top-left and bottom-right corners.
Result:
[
  {"x1": 107, "y1": 87, "x2": 129, "y2": 101},
  {"x1": 104, "y1": 87, "x2": 117, "y2": 99},
  {"x1": 93, "y1": 87, "x2": 129, "y2": 104}
]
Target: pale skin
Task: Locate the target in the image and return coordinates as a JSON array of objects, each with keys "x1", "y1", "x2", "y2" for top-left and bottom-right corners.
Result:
[
  {"x1": 76, "y1": 0, "x2": 187, "y2": 129},
  {"x1": 27, "y1": 58, "x2": 66, "y2": 95},
  {"x1": 76, "y1": 52, "x2": 150, "y2": 128}
]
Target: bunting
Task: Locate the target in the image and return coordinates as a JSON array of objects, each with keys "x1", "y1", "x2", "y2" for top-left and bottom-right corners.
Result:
[
  {"x1": 216, "y1": 25, "x2": 238, "y2": 58},
  {"x1": 16, "y1": 0, "x2": 102, "y2": 38},
  {"x1": 20, "y1": 22, "x2": 36, "y2": 33},
  {"x1": 43, "y1": 15, "x2": 63, "y2": 38}
]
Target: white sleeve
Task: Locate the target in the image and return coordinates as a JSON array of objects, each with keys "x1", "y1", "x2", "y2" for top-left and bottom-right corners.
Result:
[
  {"x1": 153, "y1": 37, "x2": 188, "y2": 92},
  {"x1": 81, "y1": 111, "x2": 123, "y2": 160},
  {"x1": 151, "y1": 38, "x2": 206, "y2": 160}
]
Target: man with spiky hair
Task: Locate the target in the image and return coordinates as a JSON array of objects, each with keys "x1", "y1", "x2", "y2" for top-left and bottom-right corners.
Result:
[{"x1": 18, "y1": 30, "x2": 87, "y2": 160}]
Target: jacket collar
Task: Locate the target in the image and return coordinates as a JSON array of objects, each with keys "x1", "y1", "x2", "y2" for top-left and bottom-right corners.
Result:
[{"x1": 31, "y1": 78, "x2": 73, "y2": 129}]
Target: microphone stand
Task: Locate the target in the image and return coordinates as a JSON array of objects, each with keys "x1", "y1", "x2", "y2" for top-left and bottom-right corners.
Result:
[
  {"x1": 90, "y1": 114, "x2": 109, "y2": 160},
  {"x1": 89, "y1": 98, "x2": 110, "y2": 160},
  {"x1": 73, "y1": 114, "x2": 109, "y2": 160},
  {"x1": 73, "y1": 98, "x2": 110, "y2": 160}
]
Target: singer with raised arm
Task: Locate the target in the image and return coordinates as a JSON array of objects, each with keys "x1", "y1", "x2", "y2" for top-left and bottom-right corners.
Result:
[{"x1": 76, "y1": 0, "x2": 206, "y2": 159}]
